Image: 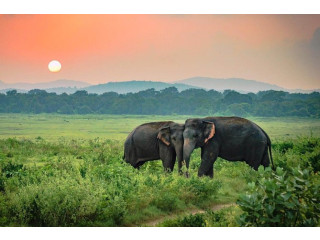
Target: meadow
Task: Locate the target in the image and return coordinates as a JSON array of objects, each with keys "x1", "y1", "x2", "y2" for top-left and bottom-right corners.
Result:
[
  {"x1": 0, "y1": 114, "x2": 319, "y2": 226},
  {"x1": 1, "y1": 114, "x2": 320, "y2": 140}
]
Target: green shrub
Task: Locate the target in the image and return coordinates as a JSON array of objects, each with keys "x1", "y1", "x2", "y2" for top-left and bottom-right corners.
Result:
[
  {"x1": 301, "y1": 149, "x2": 320, "y2": 173},
  {"x1": 272, "y1": 137, "x2": 320, "y2": 173},
  {"x1": 160, "y1": 213, "x2": 206, "y2": 227},
  {"x1": 273, "y1": 141, "x2": 294, "y2": 153},
  {"x1": 204, "y1": 206, "x2": 241, "y2": 227},
  {"x1": 307, "y1": 151, "x2": 320, "y2": 172},
  {"x1": 0, "y1": 193, "x2": 9, "y2": 226},
  {"x1": 98, "y1": 195, "x2": 128, "y2": 226},
  {"x1": 1, "y1": 161, "x2": 23, "y2": 179},
  {"x1": 158, "y1": 205, "x2": 241, "y2": 227},
  {"x1": 294, "y1": 137, "x2": 319, "y2": 155},
  {"x1": 151, "y1": 191, "x2": 181, "y2": 212},
  {"x1": 237, "y1": 166, "x2": 320, "y2": 226},
  {"x1": 2, "y1": 136, "x2": 319, "y2": 227},
  {"x1": 6, "y1": 176, "x2": 104, "y2": 226},
  {"x1": 186, "y1": 175, "x2": 222, "y2": 204}
]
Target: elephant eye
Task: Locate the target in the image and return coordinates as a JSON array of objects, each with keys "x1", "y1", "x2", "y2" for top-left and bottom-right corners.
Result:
[
  {"x1": 172, "y1": 137, "x2": 176, "y2": 141},
  {"x1": 193, "y1": 133, "x2": 198, "y2": 138}
]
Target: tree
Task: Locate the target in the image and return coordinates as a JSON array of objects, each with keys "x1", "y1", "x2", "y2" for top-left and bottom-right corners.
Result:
[
  {"x1": 224, "y1": 91, "x2": 252, "y2": 105},
  {"x1": 6, "y1": 90, "x2": 17, "y2": 96}
]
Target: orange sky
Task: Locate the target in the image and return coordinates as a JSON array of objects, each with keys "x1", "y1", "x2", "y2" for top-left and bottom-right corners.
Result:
[{"x1": 0, "y1": 14, "x2": 319, "y2": 89}]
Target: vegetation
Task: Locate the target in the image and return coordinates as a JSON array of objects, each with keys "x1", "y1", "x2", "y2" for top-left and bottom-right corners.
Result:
[
  {"x1": 1, "y1": 88, "x2": 320, "y2": 117},
  {"x1": 1, "y1": 114, "x2": 320, "y2": 141},
  {"x1": 158, "y1": 137, "x2": 320, "y2": 227},
  {"x1": 0, "y1": 138, "x2": 222, "y2": 226},
  {"x1": 236, "y1": 137, "x2": 320, "y2": 227},
  {"x1": 237, "y1": 166, "x2": 319, "y2": 227},
  {"x1": 0, "y1": 115, "x2": 319, "y2": 226},
  {"x1": 157, "y1": 206, "x2": 241, "y2": 227}
]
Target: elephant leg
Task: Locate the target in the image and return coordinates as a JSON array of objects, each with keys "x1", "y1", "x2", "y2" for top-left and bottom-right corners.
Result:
[
  {"x1": 178, "y1": 159, "x2": 184, "y2": 175},
  {"x1": 160, "y1": 145, "x2": 175, "y2": 172},
  {"x1": 164, "y1": 151, "x2": 176, "y2": 172},
  {"x1": 198, "y1": 143, "x2": 219, "y2": 178},
  {"x1": 246, "y1": 142, "x2": 266, "y2": 170},
  {"x1": 135, "y1": 161, "x2": 145, "y2": 169},
  {"x1": 261, "y1": 146, "x2": 270, "y2": 168}
]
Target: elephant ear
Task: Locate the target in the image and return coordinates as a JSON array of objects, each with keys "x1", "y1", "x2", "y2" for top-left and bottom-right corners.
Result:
[
  {"x1": 157, "y1": 126, "x2": 171, "y2": 146},
  {"x1": 203, "y1": 121, "x2": 215, "y2": 144}
]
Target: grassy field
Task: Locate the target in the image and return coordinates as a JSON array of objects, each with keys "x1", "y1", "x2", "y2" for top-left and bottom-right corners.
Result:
[
  {"x1": 0, "y1": 114, "x2": 319, "y2": 226},
  {"x1": 1, "y1": 114, "x2": 320, "y2": 140}
]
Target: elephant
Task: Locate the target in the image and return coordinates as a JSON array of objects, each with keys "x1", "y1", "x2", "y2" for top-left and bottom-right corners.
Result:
[
  {"x1": 123, "y1": 121, "x2": 184, "y2": 171},
  {"x1": 183, "y1": 116, "x2": 274, "y2": 178}
]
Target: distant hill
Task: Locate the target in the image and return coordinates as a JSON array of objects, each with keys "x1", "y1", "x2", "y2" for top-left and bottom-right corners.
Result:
[
  {"x1": 0, "y1": 79, "x2": 198, "y2": 94},
  {"x1": 83, "y1": 81, "x2": 200, "y2": 94},
  {"x1": 175, "y1": 77, "x2": 287, "y2": 93},
  {"x1": 1, "y1": 78, "x2": 319, "y2": 94},
  {"x1": 0, "y1": 79, "x2": 91, "y2": 91}
]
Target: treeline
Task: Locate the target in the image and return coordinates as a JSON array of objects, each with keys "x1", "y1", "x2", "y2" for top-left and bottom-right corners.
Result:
[{"x1": 0, "y1": 88, "x2": 320, "y2": 117}]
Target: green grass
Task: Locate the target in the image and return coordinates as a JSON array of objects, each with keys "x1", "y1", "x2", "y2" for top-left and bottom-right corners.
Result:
[
  {"x1": 0, "y1": 113, "x2": 319, "y2": 226},
  {"x1": 0, "y1": 114, "x2": 319, "y2": 141}
]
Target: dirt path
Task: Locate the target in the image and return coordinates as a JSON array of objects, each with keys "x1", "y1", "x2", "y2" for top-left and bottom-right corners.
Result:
[{"x1": 141, "y1": 203, "x2": 235, "y2": 227}]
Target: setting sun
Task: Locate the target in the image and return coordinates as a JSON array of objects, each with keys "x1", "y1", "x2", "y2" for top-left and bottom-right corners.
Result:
[{"x1": 48, "y1": 60, "x2": 61, "y2": 73}]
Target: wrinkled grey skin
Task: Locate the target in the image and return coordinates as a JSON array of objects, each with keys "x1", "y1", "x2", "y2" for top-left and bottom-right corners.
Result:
[
  {"x1": 183, "y1": 117, "x2": 274, "y2": 178},
  {"x1": 124, "y1": 121, "x2": 184, "y2": 171}
]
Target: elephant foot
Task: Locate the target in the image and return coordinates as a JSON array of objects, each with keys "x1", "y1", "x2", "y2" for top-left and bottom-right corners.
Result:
[{"x1": 198, "y1": 172, "x2": 214, "y2": 178}]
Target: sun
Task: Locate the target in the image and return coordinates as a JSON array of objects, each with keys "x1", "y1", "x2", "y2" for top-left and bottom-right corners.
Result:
[{"x1": 48, "y1": 60, "x2": 61, "y2": 73}]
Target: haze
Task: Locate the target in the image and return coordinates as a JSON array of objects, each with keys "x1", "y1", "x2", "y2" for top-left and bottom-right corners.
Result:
[{"x1": 0, "y1": 14, "x2": 319, "y2": 90}]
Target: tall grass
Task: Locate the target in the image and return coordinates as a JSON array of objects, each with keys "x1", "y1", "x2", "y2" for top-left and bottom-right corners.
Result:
[
  {"x1": 1, "y1": 135, "x2": 319, "y2": 226},
  {"x1": 0, "y1": 138, "x2": 221, "y2": 226}
]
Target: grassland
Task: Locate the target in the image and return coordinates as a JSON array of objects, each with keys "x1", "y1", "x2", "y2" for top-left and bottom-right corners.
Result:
[
  {"x1": 0, "y1": 113, "x2": 319, "y2": 226},
  {"x1": 1, "y1": 114, "x2": 320, "y2": 141}
]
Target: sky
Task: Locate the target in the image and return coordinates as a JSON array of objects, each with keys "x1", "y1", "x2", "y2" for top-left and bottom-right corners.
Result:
[{"x1": 0, "y1": 14, "x2": 319, "y2": 89}]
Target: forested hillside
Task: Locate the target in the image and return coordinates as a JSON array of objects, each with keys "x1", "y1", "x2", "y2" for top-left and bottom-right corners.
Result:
[{"x1": 1, "y1": 87, "x2": 319, "y2": 117}]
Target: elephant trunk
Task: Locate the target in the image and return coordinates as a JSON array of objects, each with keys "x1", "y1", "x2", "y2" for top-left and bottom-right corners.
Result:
[{"x1": 183, "y1": 139, "x2": 196, "y2": 177}]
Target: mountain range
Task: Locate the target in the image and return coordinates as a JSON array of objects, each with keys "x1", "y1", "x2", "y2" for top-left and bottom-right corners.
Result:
[
  {"x1": 0, "y1": 77, "x2": 318, "y2": 94},
  {"x1": 175, "y1": 77, "x2": 286, "y2": 93}
]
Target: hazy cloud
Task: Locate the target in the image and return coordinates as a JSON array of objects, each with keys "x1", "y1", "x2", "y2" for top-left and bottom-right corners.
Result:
[{"x1": 0, "y1": 15, "x2": 320, "y2": 89}]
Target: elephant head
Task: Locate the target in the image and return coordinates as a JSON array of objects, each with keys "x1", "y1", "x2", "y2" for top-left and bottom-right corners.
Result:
[
  {"x1": 183, "y1": 119, "x2": 215, "y2": 175},
  {"x1": 157, "y1": 123, "x2": 184, "y2": 172}
]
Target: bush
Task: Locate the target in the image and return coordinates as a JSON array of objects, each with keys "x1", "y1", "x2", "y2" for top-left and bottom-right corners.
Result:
[
  {"x1": 2, "y1": 136, "x2": 319, "y2": 226},
  {"x1": 272, "y1": 137, "x2": 320, "y2": 173},
  {"x1": 0, "y1": 160, "x2": 24, "y2": 192},
  {"x1": 98, "y1": 195, "x2": 128, "y2": 226},
  {"x1": 160, "y1": 213, "x2": 206, "y2": 227},
  {"x1": 237, "y1": 166, "x2": 320, "y2": 227},
  {"x1": 273, "y1": 141, "x2": 294, "y2": 153},
  {"x1": 151, "y1": 191, "x2": 181, "y2": 212},
  {"x1": 158, "y1": 205, "x2": 241, "y2": 227},
  {"x1": 305, "y1": 150, "x2": 320, "y2": 173},
  {"x1": 186, "y1": 175, "x2": 222, "y2": 204},
  {"x1": 6, "y1": 176, "x2": 104, "y2": 226},
  {"x1": 1, "y1": 161, "x2": 23, "y2": 179},
  {"x1": 204, "y1": 206, "x2": 240, "y2": 227}
]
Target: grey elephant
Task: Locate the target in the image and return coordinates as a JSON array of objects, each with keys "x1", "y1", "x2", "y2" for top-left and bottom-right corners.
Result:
[
  {"x1": 183, "y1": 116, "x2": 274, "y2": 178},
  {"x1": 123, "y1": 121, "x2": 184, "y2": 171}
]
